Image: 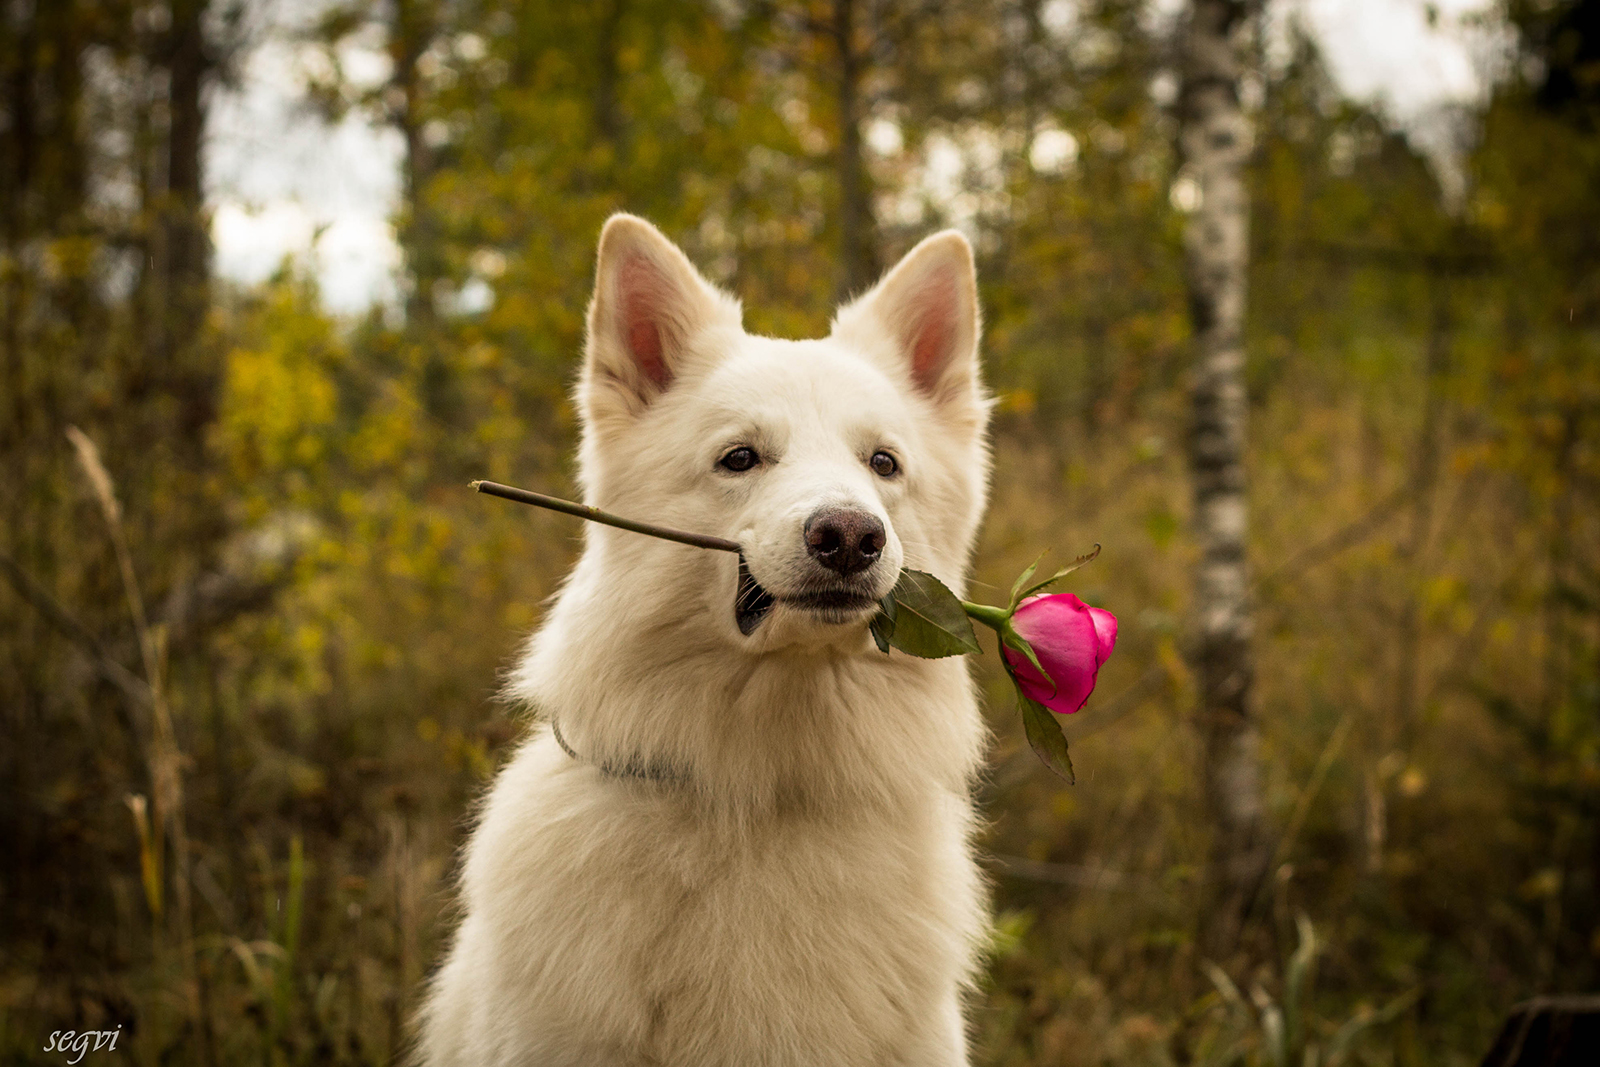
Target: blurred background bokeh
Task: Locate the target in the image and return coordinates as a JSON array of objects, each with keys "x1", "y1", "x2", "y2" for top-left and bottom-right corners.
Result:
[{"x1": 2, "y1": 0, "x2": 1597, "y2": 1063}]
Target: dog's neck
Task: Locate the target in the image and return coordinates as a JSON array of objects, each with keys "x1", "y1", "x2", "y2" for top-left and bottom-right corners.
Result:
[{"x1": 547, "y1": 713, "x2": 690, "y2": 786}]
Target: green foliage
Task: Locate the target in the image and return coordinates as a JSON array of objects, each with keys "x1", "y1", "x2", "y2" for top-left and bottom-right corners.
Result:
[
  {"x1": 1021, "y1": 696, "x2": 1077, "y2": 785},
  {"x1": 872, "y1": 568, "x2": 983, "y2": 658},
  {"x1": 1009, "y1": 545, "x2": 1104, "y2": 609}
]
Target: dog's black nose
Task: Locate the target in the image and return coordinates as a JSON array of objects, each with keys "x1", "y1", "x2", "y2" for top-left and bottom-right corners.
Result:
[{"x1": 804, "y1": 508, "x2": 886, "y2": 576}]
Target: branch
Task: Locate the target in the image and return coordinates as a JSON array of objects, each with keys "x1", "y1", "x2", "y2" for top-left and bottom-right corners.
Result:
[
  {"x1": 982, "y1": 853, "x2": 1156, "y2": 893},
  {"x1": 160, "y1": 562, "x2": 297, "y2": 653},
  {"x1": 1289, "y1": 240, "x2": 1500, "y2": 277},
  {"x1": 471, "y1": 481, "x2": 741, "y2": 553},
  {"x1": 1059, "y1": 663, "x2": 1168, "y2": 742},
  {"x1": 1270, "y1": 710, "x2": 1353, "y2": 872},
  {"x1": 1255, "y1": 485, "x2": 1410, "y2": 592},
  {"x1": 0, "y1": 547, "x2": 154, "y2": 716}
]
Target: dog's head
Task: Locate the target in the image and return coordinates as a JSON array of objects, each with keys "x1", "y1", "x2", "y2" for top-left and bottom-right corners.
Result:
[{"x1": 574, "y1": 215, "x2": 990, "y2": 654}]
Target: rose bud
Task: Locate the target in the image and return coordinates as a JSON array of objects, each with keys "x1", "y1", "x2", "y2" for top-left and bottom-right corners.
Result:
[{"x1": 1001, "y1": 594, "x2": 1118, "y2": 714}]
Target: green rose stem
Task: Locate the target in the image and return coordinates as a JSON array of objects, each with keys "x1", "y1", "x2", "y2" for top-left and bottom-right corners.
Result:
[
  {"x1": 470, "y1": 480, "x2": 741, "y2": 553},
  {"x1": 961, "y1": 603, "x2": 1011, "y2": 631}
]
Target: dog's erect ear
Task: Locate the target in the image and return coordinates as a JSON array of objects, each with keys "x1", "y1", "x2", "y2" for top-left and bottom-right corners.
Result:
[
  {"x1": 831, "y1": 231, "x2": 981, "y2": 409},
  {"x1": 583, "y1": 214, "x2": 740, "y2": 419}
]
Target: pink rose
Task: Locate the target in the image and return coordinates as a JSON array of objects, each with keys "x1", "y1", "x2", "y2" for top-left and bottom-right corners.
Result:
[{"x1": 1001, "y1": 594, "x2": 1118, "y2": 714}]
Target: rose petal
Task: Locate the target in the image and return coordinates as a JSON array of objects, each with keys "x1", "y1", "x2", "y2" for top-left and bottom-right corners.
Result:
[
  {"x1": 1087, "y1": 606, "x2": 1118, "y2": 666},
  {"x1": 1005, "y1": 595, "x2": 1102, "y2": 714}
]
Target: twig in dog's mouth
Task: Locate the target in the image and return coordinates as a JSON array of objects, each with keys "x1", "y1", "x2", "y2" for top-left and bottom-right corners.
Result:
[
  {"x1": 470, "y1": 480, "x2": 741, "y2": 553},
  {"x1": 468, "y1": 480, "x2": 781, "y2": 637}
]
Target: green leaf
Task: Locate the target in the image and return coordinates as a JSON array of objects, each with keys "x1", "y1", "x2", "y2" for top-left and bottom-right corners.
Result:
[
  {"x1": 1017, "y1": 543, "x2": 1102, "y2": 602},
  {"x1": 882, "y1": 569, "x2": 981, "y2": 658},
  {"x1": 1020, "y1": 693, "x2": 1075, "y2": 783},
  {"x1": 869, "y1": 592, "x2": 897, "y2": 654},
  {"x1": 1007, "y1": 551, "x2": 1048, "y2": 609}
]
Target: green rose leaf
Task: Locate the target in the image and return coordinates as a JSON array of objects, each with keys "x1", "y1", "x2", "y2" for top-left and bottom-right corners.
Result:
[
  {"x1": 869, "y1": 592, "x2": 897, "y2": 654},
  {"x1": 874, "y1": 569, "x2": 981, "y2": 658},
  {"x1": 1007, "y1": 551, "x2": 1048, "y2": 607},
  {"x1": 1020, "y1": 693, "x2": 1076, "y2": 784},
  {"x1": 1010, "y1": 544, "x2": 1102, "y2": 609}
]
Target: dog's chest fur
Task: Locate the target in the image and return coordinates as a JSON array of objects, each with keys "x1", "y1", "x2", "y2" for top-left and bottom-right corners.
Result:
[
  {"x1": 420, "y1": 631, "x2": 988, "y2": 1067},
  {"x1": 423, "y1": 737, "x2": 982, "y2": 1066}
]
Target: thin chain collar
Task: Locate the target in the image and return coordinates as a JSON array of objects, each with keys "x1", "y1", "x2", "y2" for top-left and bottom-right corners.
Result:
[{"x1": 548, "y1": 715, "x2": 690, "y2": 786}]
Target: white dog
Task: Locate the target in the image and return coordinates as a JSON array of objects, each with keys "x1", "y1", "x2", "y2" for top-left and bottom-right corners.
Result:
[{"x1": 419, "y1": 215, "x2": 993, "y2": 1066}]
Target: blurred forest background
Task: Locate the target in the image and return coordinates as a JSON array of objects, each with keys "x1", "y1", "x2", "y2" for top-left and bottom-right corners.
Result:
[{"x1": 2, "y1": 0, "x2": 1598, "y2": 1063}]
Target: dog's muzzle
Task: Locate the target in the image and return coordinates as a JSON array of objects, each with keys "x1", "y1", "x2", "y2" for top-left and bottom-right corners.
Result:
[
  {"x1": 735, "y1": 552, "x2": 883, "y2": 636},
  {"x1": 735, "y1": 554, "x2": 776, "y2": 635}
]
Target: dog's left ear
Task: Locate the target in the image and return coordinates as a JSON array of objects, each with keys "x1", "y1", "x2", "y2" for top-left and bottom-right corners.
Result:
[
  {"x1": 583, "y1": 214, "x2": 741, "y2": 422},
  {"x1": 831, "y1": 231, "x2": 982, "y2": 413}
]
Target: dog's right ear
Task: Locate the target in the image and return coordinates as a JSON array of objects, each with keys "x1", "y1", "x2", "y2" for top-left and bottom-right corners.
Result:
[{"x1": 581, "y1": 214, "x2": 740, "y2": 422}]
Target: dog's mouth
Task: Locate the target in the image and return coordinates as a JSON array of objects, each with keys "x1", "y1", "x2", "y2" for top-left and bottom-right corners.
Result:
[
  {"x1": 736, "y1": 554, "x2": 879, "y2": 635},
  {"x1": 736, "y1": 555, "x2": 777, "y2": 635}
]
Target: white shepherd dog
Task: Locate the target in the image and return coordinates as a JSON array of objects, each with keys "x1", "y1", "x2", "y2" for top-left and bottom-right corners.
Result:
[{"x1": 420, "y1": 214, "x2": 993, "y2": 1066}]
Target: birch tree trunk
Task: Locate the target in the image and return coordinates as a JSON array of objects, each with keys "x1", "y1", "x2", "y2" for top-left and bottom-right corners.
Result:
[{"x1": 1177, "y1": 0, "x2": 1267, "y2": 958}]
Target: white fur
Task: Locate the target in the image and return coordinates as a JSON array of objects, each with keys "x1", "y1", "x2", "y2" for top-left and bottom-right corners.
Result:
[{"x1": 419, "y1": 215, "x2": 994, "y2": 1066}]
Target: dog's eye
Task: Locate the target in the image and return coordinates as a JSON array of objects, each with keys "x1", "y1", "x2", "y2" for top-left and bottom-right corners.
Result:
[
  {"x1": 869, "y1": 451, "x2": 898, "y2": 478},
  {"x1": 719, "y1": 447, "x2": 760, "y2": 472}
]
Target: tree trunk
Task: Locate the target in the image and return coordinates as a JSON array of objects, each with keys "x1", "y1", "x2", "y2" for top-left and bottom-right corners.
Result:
[
  {"x1": 831, "y1": 0, "x2": 876, "y2": 301},
  {"x1": 2, "y1": 1, "x2": 38, "y2": 451},
  {"x1": 1393, "y1": 269, "x2": 1452, "y2": 752},
  {"x1": 162, "y1": 0, "x2": 214, "y2": 439},
  {"x1": 389, "y1": 0, "x2": 440, "y2": 331},
  {"x1": 1178, "y1": 0, "x2": 1266, "y2": 959}
]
